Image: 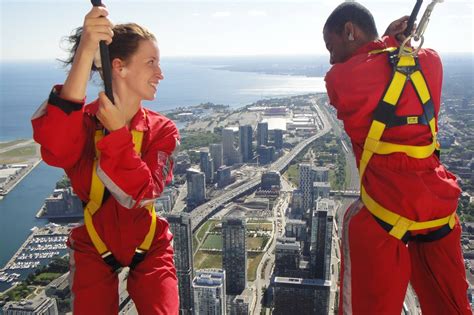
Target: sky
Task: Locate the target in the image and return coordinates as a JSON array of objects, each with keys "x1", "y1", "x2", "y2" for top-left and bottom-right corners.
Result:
[{"x1": 0, "y1": 0, "x2": 473, "y2": 61}]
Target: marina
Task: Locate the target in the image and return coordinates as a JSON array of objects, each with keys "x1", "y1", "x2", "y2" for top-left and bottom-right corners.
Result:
[{"x1": 0, "y1": 223, "x2": 73, "y2": 293}]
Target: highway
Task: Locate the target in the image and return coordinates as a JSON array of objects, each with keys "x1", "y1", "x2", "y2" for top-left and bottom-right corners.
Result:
[{"x1": 190, "y1": 96, "x2": 332, "y2": 232}]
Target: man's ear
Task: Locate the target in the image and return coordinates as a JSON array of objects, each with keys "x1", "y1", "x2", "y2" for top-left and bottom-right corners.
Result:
[
  {"x1": 344, "y1": 22, "x2": 356, "y2": 41},
  {"x1": 112, "y1": 58, "x2": 127, "y2": 78}
]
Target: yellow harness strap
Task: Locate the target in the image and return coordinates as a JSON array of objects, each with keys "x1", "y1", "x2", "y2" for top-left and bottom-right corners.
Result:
[
  {"x1": 361, "y1": 186, "x2": 456, "y2": 239},
  {"x1": 359, "y1": 48, "x2": 455, "y2": 240},
  {"x1": 84, "y1": 129, "x2": 157, "y2": 261}
]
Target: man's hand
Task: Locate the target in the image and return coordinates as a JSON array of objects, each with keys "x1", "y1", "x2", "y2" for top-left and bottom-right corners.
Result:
[
  {"x1": 384, "y1": 15, "x2": 410, "y2": 43},
  {"x1": 97, "y1": 92, "x2": 126, "y2": 132}
]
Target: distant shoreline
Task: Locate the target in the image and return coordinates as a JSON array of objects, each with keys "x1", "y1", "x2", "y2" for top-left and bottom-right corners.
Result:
[{"x1": 0, "y1": 159, "x2": 42, "y2": 197}]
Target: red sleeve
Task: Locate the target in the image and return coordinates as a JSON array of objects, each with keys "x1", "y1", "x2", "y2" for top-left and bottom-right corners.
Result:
[
  {"x1": 325, "y1": 69, "x2": 340, "y2": 110},
  {"x1": 31, "y1": 85, "x2": 88, "y2": 169},
  {"x1": 96, "y1": 120, "x2": 180, "y2": 209}
]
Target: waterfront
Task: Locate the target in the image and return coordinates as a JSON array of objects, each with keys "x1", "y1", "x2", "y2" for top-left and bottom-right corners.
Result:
[
  {"x1": 0, "y1": 162, "x2": 64, "y2": 267},
  {"x1": 0, "y1": 60, "x2": 326, "y2": 142},
  {"x1": 0, "y1": 224, "x2": 71, "y2": 293},
  {"x1": 0, "y1": 160, "x2": 41, "y2": 196}
]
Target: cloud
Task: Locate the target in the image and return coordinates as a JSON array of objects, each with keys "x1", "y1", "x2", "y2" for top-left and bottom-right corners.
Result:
[
  {"x1": 212, "y1": 11, "x2": 231, "y2": 18},
  {"x1": 248, "y1": 10, "x2": 267, "y2": 17}
]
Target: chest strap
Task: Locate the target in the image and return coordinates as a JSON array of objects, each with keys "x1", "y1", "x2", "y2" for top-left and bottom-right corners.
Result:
[
  {"x1": 359, "y1": 48, "x2": 455, "y2": 241},
  {"x1": 84, "y1": 129, "x2": 157, "y2": 272}
]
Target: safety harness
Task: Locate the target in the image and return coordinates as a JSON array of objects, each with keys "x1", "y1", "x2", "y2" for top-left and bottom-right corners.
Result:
[
  {"x1": 360, "y1": 47, "x2": 456, "y2": 243},
  {"x1": 84, "y1": 129, "x2": 157, "y2": 272}
]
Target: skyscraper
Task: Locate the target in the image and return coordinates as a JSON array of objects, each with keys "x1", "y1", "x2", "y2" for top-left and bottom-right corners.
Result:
[
  {"x1": 299, "y1": 163, "x2": 314, "y2": 212},
  {"x1": 257, "y1": 121, "x2": 269, "y2": 147},
  {"x1": 199, "y1": 148, "x2": 214, "y2": 184},
  {"x1": 257, "y1": 145, "x2": 275, "y2": 165},
  {"x1": 222, "y1": 128, "x2": 237, "y2": 166},
  {"x1": 222, "y1": 216, "x2": 247, "y2": 294},
  {"x1": 209, "y1": 143, "x2": 224, "y2": 171},
  {"x1": 273, "y1": 129, "x2": 283, "y2": 150},
  {"x1": 193, "y1": 269, "x2": 226, "y2": 315},
  {"x1": 239, "y1": 125, "x2": 253, "y2": 163},
  {"x1": 166, "y1": 213, "x2": 194, "y2": 315},
  {"x1": 216, "y1": 165, "x2": 232, "y2": 189},
  {"x1": 310, "y1": 199, "x2": 335, "y2": 280},
  {"x1": 186, "y1": 168, "x2": 206, "y2": 208}
]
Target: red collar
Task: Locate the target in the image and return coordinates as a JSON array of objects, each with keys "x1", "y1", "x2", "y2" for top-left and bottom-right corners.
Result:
[{"x1": 85, "y1": 99, "x2": 149, "y2": 132}]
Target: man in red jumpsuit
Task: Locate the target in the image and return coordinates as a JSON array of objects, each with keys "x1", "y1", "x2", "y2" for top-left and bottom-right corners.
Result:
[{"x1": 323, "y1": 3, "x2": 471, "y2": 314}]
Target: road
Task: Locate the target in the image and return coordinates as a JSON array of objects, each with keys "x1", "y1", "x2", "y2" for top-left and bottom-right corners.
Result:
[{"x1": 252, "y1": 177, "x2": 293, "y2": 315}]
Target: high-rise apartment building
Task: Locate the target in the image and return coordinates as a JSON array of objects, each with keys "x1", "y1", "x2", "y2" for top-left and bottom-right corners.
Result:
[
  {"x1": 310, "y1": 199, "x2": 335, "y2": 280},
  {"x1": 257, "y1": 121, "x2": 269, "y2": 147},
  {"x1": 239, "y1": 125, "x2": 253, "y2": 163},
  {"x1": 257, "y1": 145, "x2": 275, "y2": 165},
  {"x1": 273, "y1": 129, "x2": 283, "y2": 150},
  {"x1": 166, "y1": 213, "x2": 194, "y2": 314},
  {"x1": 222, "y1": 216, "x2": 247, "y2": 294},
  {"x1": 186, "y1": 168, "x2": 206, "y2": 208},
  {"x1": 216, "y1": 166, "x2": 232, "y2": 188},
  {"x1": 222, "y1": 128, "x2": 239, "y2": 166},
  {"x1": 209, "y1": 143, "x2": 224, "y2": 171},
  {"x1": 199, "y1": 149, "x2": 214, "y2": 184},
  {"x1": 299, "y1": 163, "x2": 314, "y2": 212}
]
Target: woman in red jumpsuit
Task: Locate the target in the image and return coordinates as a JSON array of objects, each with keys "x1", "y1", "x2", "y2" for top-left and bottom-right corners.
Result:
[
  {"x1": 323, "y1": 3, "x2": 471, "y2": 314},
  {"x1": 31, "y1": 6, "x2": 179, "y2": 314}
]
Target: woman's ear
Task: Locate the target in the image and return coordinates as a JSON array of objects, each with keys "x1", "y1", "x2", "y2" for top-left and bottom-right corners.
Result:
[{"x1": 112, "y1": 58, "x2": 127, "y2": 78}]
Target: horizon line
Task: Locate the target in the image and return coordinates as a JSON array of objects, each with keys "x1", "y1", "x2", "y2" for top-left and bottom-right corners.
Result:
[{"x1": 2, "y1": 51, "x2": 474, "y2": 63}]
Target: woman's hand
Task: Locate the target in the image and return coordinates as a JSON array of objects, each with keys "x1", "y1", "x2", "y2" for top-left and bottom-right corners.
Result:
[
  {"x1": 384, "y1": 15, "x2": 410, "y2": 43},
  {"x1": 97, "y1": 92, "x2": 126, "y2": 132},
  {"x1": 78, "y1": 6, "x2": 114, "y2": 56},
  {"x1": 60, "y1": 7, "x2": 114, "y2": 102}
]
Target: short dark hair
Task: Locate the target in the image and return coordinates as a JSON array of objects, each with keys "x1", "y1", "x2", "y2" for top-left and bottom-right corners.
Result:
[{"x1": 324, "y1": 2, "x2": 378, "y2": 38}]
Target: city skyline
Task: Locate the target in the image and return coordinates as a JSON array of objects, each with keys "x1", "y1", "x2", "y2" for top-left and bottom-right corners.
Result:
[{"x1": 1, "y1": 0, "x2": 472, "y2": 61}]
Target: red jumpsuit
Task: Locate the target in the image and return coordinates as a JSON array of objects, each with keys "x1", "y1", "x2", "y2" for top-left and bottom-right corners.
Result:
[
  {"x1": 325, "y1": 37, "x2": 471, "y2": 314},
  {"x1": 32, "y1": 85, "x2": 180, "y2": 314}
]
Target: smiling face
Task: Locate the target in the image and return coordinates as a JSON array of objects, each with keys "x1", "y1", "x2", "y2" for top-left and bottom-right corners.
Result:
[{"x1": 120, "y1": 39, "x2": 164, "y2": 101}]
